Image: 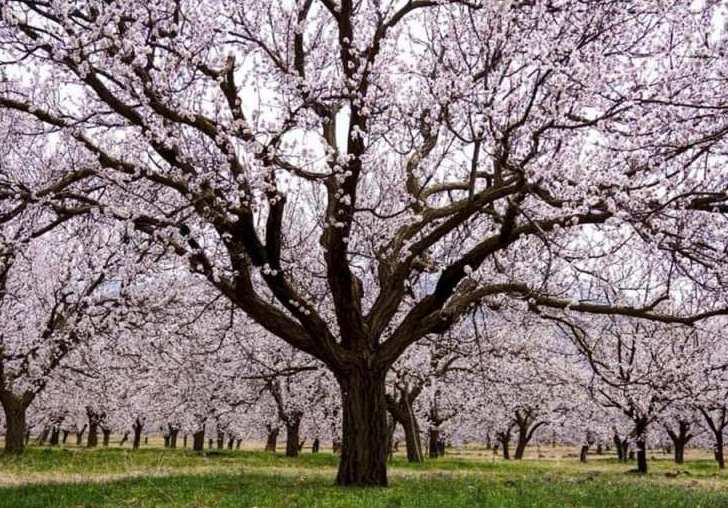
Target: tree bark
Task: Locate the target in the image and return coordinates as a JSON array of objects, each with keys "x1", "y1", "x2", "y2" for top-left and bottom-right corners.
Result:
[
  {"x1": 635, "y1": 420, "x2": 648, "y2": 473},
  {"x1": 102, "y1": 428, "x2": 111, "y2": 447},
  {"x1": 496, "y1": 430, "x2": 512, "y2": 460},
  {"x1": 580, "y1": 444, "x2": 589, "y2": 462},
  {"x1": 335, "y1": 369, "x2": 389, "y2": 486},
  {"x1": 666, "y1": 420, "x2": 692, "y2": 465},
  {"x1": 401, "y1": 410, "x2": 423, "y2": 463},
  {"x1": 387, "y1": 394, "x2": 423, "y2": 463},
  {"x1": 514, "y1": 429, "x2": 528, "y2": 460},
  {"x1": 613, "y1": 433, "x2": 624, "y2": 462},
  {"x1": 716, "y1": 435, "x2": 725, "y2": 469},
  {"x1": 132, "y1": 419, "x2": 143, "y2": 450},
  {"x1": 312, "y1": 437, "x2": 320, "y2": 453},
  {"x1": 265, "y1": 425, "x2": 279, "y2": 452},
  {"x1": 1, "y1": 394, "x2": 27, "y2": 455},
  {"x1": 429, "y1": 428, "x2": 441, "y2": 459},
  {"x1": 76, "y1": 425, "x2": 87, "y2": 446},
  {"x1": 285, "y1": 417, "x2": 301, "y2": 458},
  {"x1": 62, "y1": 430, "x2": 69, "y2": 444},
  {"x1": 50, "y1": 426, "x2": 60, "y2": 446},
  {"x1": 193, "y1": 429, "x2": 205, "y2": 452},
  {"x1": 87, "y1": 421, "x2": 99, "y2": 448},
  {"x1": 36, "y1": 427, "x2": 50, "y2": 446}
]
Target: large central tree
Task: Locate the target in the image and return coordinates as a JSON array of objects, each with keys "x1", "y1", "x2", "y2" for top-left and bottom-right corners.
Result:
[{"x1": 1, "y1": 0, "x2": 727, "y2": 485}]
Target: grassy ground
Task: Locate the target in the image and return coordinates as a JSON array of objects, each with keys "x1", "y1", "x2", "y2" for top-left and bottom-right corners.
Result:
[{"x1": 1, "y1": 445, "x2": 727, "y2": 508}]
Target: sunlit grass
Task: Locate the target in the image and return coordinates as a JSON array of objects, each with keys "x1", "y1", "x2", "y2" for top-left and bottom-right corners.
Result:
[{"x1": 1, "y1": 445, "x2": 727, "y2": 507}]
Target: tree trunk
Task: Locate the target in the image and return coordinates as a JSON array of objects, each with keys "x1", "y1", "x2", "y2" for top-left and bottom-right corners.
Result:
[
  {"x1": 514, "y1": 427, "x2": 529, "y2": 460},
  {"x1": 675, "y1": 441, "x2": 685, "y2": 464},
  {"x1": 170, "y1": 427, "x2": 179, "y2": 449},
  {"x1": 386, "y1": 416, "x2": 396, "y2": 460},
  {"x1": 613, "y1": 433, "x2": 624, "y2": 462},
  {"x1": 715, "y1": 435, "x2": 725, "y2": 469},
  {"x1": 236, "y1": 439, "x2": 242, "y2": 450},
  {"x1": 76, "y1": 424, "x2": 87, "y2": 446},
  {"x1": 132, "y1": 419, "x2": 143, "y2": 450},
  {"x1": 193, "y1": 429, "x2": 205, "y2": 452},
  {"x1": 402, "y1": 409, "x2": 423, "y2": 463},
  {"x1": 388, "y1": 396, "x2": 423, "y2": 463},
  {"x1": 312, "y1": 437, "x2": 320, "y2": 454},
  {"x1": 50, "y1": 426, "x2": 60, "y2": 446},
  {"x1": 429, "y1": 428, "x2": 441, "y2": 459},
  {"x1": 265, "y1": 426, "x2": 279, "y2": 452},
  {"x1": 62, "y1": 430, "x2": 69, "y2": 444},
  {"x1": 502, "y1": 439, "x2": 510, "y2": 460},
  {"x1": 183, "y1": 434, "x2": 188, "y2": 448},
  {"x1": 227, "y1": 436, "x2": 234, "y2": 450},
  {"x1": 216, "y1": 429, "x2": 224, "y2": 450},
  {"x1": 120, "y1": 432, "x2": 129, "y2": 447},
  {"x1": 87, "y1": 421, "x2": 99, "y2": 448},
  {"x1": 285, "y1": 418, "x2": 301, "y2": 458},
  {"x1": 1, "y1": 394, "x2": 27, "y2": 455},
  {"x1": 580, "y1": 444, "x2": 589, "y2": 462},
  {"x1": 36, "y1": 427, "x2": 50, "y2": 446},
  {"x1": 335, "y1": 369, "x2": 389, "y2": 486},
  {"x1": 666, "y1": 420, "x2": 692, "y2": 465},
  {"x1": 497, "y1": 431, "x2": 511, "y2": 460},
  {"x1": 102, "y1": 428, "x2": 111, "y2": 447},
  {"x1": 635, "y1": 425, "x2": 648, "y2": 474}
]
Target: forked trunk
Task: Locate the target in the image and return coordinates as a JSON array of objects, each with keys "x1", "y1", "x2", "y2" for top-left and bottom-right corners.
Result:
[
  {"x1": 666, "y1": 421, "x2": 691, "y2": 465},
  {"x1": 335, "y1": 369, "x2": 389, "y2": 487},
  {"x1": 76, "y1": 425, "x2": 87, "y2": 446},
  {"x1": 496, "y1": 431, "x2": 511, "y2": 460},
  {"x1": 1, "y1": 394, "x2": 27, "y2": 455}
]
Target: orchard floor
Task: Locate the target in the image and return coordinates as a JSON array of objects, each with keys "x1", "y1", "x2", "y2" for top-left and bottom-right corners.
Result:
[{"x1": 0, "y1": 444, "x2": 727, "y2": 507}]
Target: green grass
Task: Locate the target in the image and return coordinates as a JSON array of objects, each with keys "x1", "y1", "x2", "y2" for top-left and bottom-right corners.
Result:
[{"x1": 1, "y1": 447, "x2": 728, "y2": 507}]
